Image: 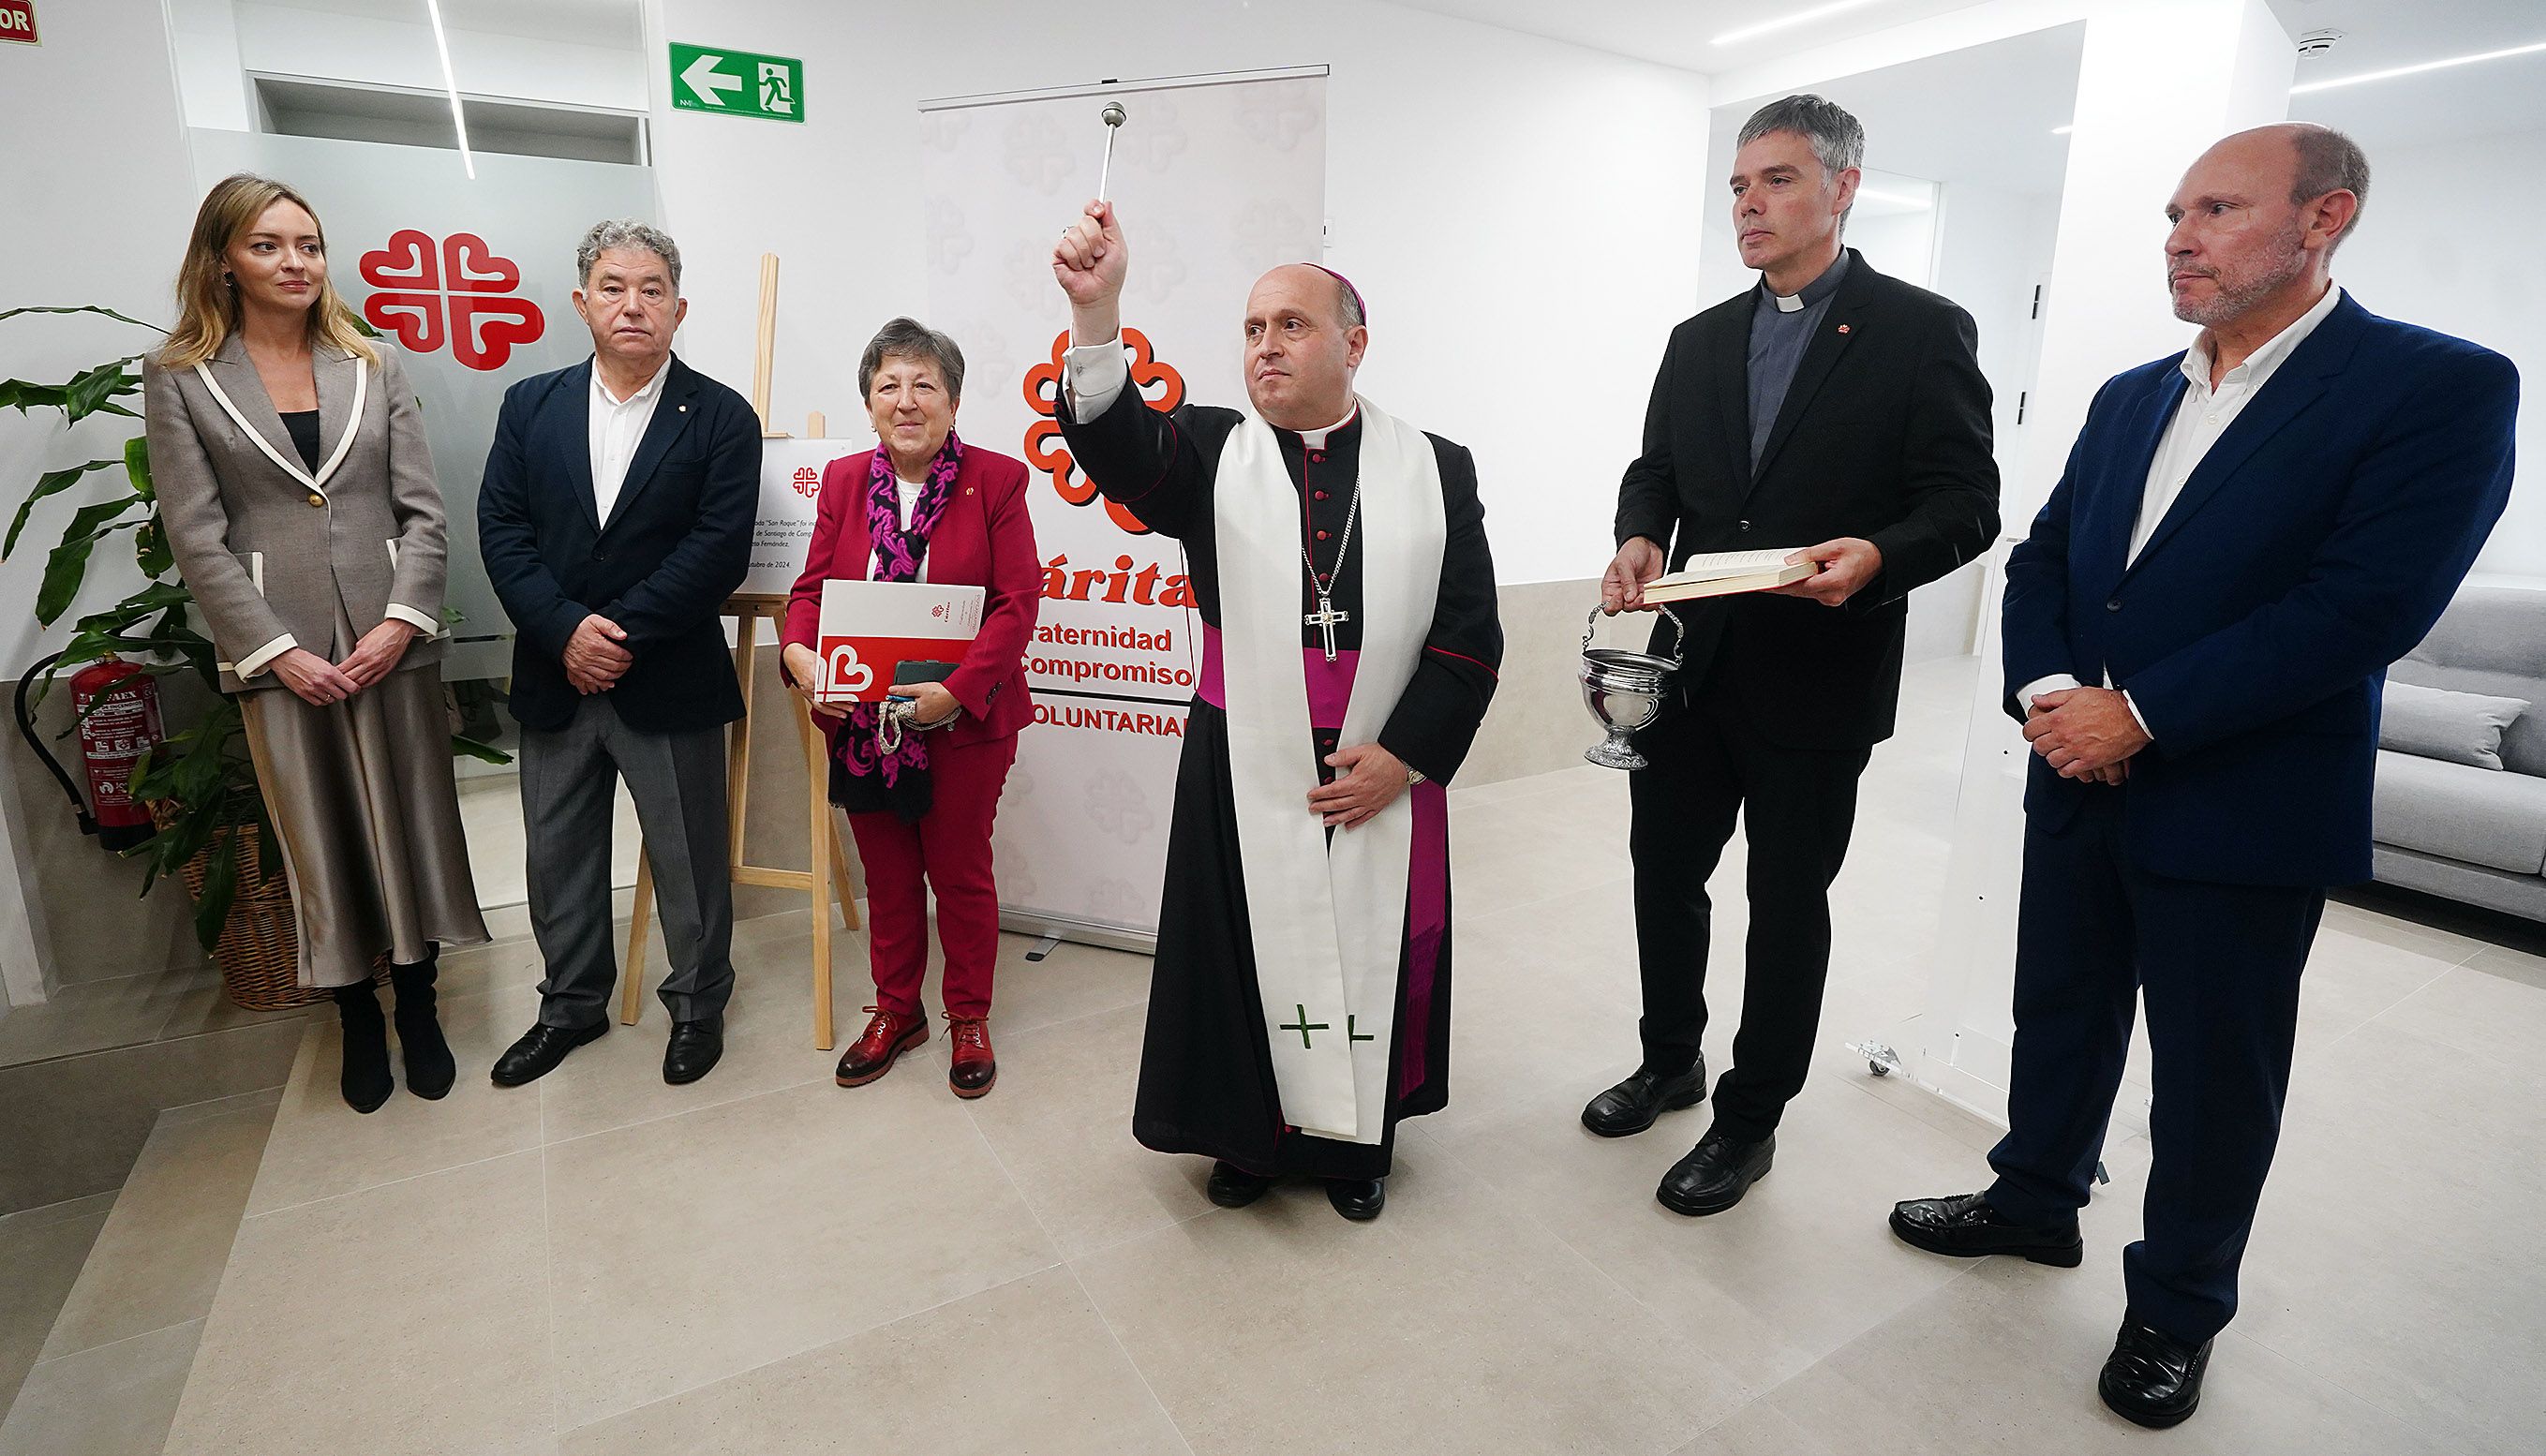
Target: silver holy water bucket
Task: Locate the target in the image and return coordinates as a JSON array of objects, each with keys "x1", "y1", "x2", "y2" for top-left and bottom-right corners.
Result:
[{"x1": 1579, "y1": 604, "x2": 1686, "y2": 770}]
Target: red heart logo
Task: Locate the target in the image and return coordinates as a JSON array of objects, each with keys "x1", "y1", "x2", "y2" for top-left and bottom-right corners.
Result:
[
  {"x1": 358, "y1": 230, "x2": 439, "y2": 290},
  {"x1": 448, "y1": 294, "x2": 545, "y2": 372},
  {"x1": 362, "y1": 291, "x2": 445, "y2": 354},
  {"x1": 441, "y1": 233, "x2": 520, "y2": 293}
]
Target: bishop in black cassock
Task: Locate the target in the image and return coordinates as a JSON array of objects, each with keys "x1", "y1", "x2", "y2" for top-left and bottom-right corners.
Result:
[{"x1": 1052, "y1": 201, "x2": 1500, "y2": 1220}]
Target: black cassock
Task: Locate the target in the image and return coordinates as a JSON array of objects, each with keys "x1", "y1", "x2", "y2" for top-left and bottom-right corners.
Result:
[{"x1": 1059, "y1": 381, "x2": 1502, "y2": 1179}]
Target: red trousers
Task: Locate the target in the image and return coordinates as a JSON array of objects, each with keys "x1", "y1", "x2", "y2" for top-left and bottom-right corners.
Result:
[{"x1": 845, "y1": 733, "x2": 1018, "y2": 1020}]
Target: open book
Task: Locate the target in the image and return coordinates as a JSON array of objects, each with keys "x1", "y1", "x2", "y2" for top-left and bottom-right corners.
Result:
[{"x1": 1643, "y1": 548, "x2": 1819, "y2": 603}]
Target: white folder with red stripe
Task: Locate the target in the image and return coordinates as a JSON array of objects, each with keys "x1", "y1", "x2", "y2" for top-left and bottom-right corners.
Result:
[{"x1": 815, "y1": 579, "x2": 985, "y2": 703}]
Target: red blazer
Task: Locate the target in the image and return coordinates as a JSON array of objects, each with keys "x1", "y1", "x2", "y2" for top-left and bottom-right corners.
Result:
[{"x1": 782, "y1": 445, "x2": 1040, "y2": 749}]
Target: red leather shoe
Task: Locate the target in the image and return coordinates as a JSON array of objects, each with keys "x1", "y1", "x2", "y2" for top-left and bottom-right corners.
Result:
[
  {"x1": 836, "y1": 1005, "x2": 927, "y2": 1087},
  {"x1": 945, "y1": 1014, "x2": 996, "y2": 1099}
]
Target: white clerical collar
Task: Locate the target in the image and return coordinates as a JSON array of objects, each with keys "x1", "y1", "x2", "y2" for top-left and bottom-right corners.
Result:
[
  {"x1": 1298, "y1": 402, "x2": 1360, "y2": 450},
  {"x1": 1763, "y1": 249, "x2": 1850, "y2": 314}
]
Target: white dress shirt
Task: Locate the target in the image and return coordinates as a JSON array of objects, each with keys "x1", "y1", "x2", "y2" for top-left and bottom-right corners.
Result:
[
  {"x1": 589, "y1": 356, "x2": 671, "y2": 527},
  {"x1": 1065, "y1": 333, "x2": 1136, "y2": 418},
  {"x1": 875, "y1": 472, "x2": 929, "y2": 583},
  {"x1": 2017, "y1": 283, "x2": 2345, "y2": 733}
]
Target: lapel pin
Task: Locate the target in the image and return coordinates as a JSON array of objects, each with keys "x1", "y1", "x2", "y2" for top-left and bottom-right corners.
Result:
[
  {"x1": 678, "y1": 404, "x2": 689, "y2": 412},
  {"x1": 1838, "y1": 324, "x2": 1853, "y2": 334}
]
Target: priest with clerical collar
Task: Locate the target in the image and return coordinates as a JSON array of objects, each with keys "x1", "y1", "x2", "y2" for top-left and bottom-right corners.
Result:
[{"x1": 1051, "y1": 199, "x2": 1501, "y2": 1222}]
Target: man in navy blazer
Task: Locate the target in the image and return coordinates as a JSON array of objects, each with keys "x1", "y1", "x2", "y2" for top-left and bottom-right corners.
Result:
[
  {"x1": 477, "y1": 220, "x2": 762, "y2": 1090},
  {"x1": 1891, "y1": 126, "x2": 2517, "y2": 1427}
]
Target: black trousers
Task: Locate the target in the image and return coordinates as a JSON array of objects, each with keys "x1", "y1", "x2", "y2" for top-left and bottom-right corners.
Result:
[
  {"x1": 1629, "y1": 690, "x2": 1872, "y2": 1142},
  {"x1": 1985, "y1": 791, "x2": 2322, "y2": 1345}
]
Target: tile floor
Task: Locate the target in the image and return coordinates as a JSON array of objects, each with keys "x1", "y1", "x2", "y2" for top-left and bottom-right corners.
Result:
[{"x1": 25, "y1": 659, "x2": 2546, "y2": 1453}]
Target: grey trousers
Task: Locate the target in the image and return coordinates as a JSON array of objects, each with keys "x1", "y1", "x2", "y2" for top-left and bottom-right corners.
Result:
[{"x1": 520, "y1": 694, "x2": 734, "y2": 1029}]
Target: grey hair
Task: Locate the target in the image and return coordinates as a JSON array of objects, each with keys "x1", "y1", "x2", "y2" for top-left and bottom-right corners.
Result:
[
  {"x1": 1331, "y1": 275, "x2": 1364, "y2": 331},
  {"x1": 859, "y1": 317, "x2": 967, "y2": 402},
  {"x1": 2289, "y1": 125, "x2": 2370, "y2": 250},
  {"x1": 575, "y1": 218, "x2": 682, "y2": 290},
  {"x1": 1738, "y1": 94, "x2": 1867, "y2": 226}
]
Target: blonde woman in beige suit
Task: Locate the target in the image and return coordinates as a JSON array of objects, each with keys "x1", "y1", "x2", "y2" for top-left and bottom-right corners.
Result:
[{"x1": 144, "y1": 173, "x2": 487, "y2": 1113}]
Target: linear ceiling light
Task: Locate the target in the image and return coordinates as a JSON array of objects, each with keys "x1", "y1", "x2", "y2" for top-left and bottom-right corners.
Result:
[
  {"x1": 2290, "y1": 37, "x2": 2546, "y2": 94},
  {"x1": 2051, "y1": 125, "x2": 2075, "y2": 135},
  {"x1": 1713, "y1": 0, "x2": 1898, "y2": 48},
  {"x1": 423, "y1": 0, "x2": 476, "y2": 178}
]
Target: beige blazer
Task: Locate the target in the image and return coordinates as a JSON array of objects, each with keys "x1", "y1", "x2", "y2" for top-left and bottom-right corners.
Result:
[{"x1": 144, "y1": 335, "x2": 450, "y2": 693}]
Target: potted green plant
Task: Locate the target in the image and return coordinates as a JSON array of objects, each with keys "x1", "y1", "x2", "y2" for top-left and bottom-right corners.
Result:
[{"x1": 4, "y1": 305, "x2": 502, "y2": 1005}]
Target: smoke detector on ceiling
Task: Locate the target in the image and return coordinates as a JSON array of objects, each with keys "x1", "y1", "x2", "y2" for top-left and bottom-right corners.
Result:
[{"x1": 2297, "y1": 29, "x2": 2345, "y2": 58}]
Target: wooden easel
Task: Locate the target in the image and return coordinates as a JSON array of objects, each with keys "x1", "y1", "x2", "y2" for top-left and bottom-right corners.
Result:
[{"x1": 618, "y1": 252, "x2": 860, "y2": 1048}]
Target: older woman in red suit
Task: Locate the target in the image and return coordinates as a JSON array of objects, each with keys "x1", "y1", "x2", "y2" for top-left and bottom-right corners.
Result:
[{"x1": 782, "y1": 318, "x2": 1039, "y2": 1098}]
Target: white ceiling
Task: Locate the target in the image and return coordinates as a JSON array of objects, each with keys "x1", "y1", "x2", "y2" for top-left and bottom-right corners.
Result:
[
  {"x1": 1389, "y1": 0, "x2": 1992, "y2": 76},
  {"x1": 250, "y1": 0, "x2": 645, "y2": 49},
  {"x1": 1404, "y1": 0, "x2": 2546, "y2": 184},
  {"x1": 251, "y1": 0, "x2": 2546, "y2": 155},
  {"x1": 1705, "y1": 21, "x2": 2085, "y2": 200},
  {"x1": 2272, "y1": 0, "x2": 2546, "y2": 150}
]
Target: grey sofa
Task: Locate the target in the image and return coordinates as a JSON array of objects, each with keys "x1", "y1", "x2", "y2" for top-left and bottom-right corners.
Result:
[{"x1": 2372, "y1": 582, "x2": 2546, "y2": 922}]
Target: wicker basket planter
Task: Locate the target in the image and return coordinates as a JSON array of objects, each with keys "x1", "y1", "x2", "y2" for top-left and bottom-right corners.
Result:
[{"x1": 165, "y1": 813, "x2": 384, "y2": 1012}]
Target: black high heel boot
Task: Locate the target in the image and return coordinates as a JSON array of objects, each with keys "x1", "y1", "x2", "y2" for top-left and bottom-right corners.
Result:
[
  {"x1": 390, "y1": 954, "x2": 456, "y2": 1101},
  {"x1": 333, "y1": 981, "x2": 394, "y2": 1114}
]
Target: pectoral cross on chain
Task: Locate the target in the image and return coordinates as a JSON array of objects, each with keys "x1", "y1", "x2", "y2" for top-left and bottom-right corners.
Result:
[
  {"x1": 1304, "y1": 596, "x2": 1350, "y2": 663},
  {"x1": 1302, "y1": 470, "x2": 1364, "y2": 665}
]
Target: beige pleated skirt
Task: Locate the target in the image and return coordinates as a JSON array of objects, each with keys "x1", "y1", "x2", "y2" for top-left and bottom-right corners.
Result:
[{"x1": 238, "y1": 612, "x2": 490, "y2": 988}]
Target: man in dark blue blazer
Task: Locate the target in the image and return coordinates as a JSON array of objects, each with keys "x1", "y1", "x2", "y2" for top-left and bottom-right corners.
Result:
[
  {"x1": 1891, "y1": 126, "x2": 2517, "y2": 1427},
  {"x1": 477, "y1": 220, "x2": 762, "y2": 1090}
]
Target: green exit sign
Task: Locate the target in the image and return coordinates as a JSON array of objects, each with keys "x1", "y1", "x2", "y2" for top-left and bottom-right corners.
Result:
[{"x1": 669, "y1": 41, "x2": 803, "y2": 123}]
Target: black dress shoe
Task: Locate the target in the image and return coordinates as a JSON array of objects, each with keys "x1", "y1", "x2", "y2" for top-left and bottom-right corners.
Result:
[
  {"x1": 663, "y1": 1018, "x2": 724, "y2": 1086},
  {"x1": 1206, "y1": 1161, "x2": 1274, "y2": 1209},
  {"x1": 1888, "y1": 1191, "x2": 2084, "y2": 1268},
  {"x1": 1656, "y1": 1128, "x2": 1773, "y2": 1216},
  {"x1": 2099, "y1": 1316, "x2": 2212, "y2": 1429},
  {"x1": 490, "y1": 1021, "x2": 606, "y2": 1087},
  {"x1": 1326, "y1": 1177, "x2": 1386, "y2": 1221},
  {"x1": 1580, "y1": 1059, "x2": 1706, "y2": 1138}
]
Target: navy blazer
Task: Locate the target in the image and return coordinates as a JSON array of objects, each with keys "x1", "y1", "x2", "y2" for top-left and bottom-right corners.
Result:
[
  {"x1": 2003, "y1": 293, "x2": 2518, "y2": 887},
  {"x1": 477, "y1": 354, "x2": 761, "y2": 734}
]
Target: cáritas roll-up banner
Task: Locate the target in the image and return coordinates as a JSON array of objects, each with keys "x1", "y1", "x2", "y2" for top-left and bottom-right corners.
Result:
[{"x1": 917, "y1": 67, "x2": 1328, "y2": 948}]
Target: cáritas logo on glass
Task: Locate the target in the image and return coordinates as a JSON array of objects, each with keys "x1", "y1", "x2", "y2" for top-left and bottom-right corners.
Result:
[{"x1": 357, "y1": 230, "x2": 546, "y2": 372}]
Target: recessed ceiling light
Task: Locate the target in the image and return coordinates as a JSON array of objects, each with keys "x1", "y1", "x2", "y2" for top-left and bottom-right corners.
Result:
[
  {"x1": 2290, "y1": 37, "x2": 2546, "y2": 95},
  {"x1": 423, "y1": 0, "x2": 476, "y2": 179},
  {"x1": 1714, "y1": 0, "x2": 1899, "y2": 49}
]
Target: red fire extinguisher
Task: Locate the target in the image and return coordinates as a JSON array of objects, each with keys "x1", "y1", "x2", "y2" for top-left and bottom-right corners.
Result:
[{"x1": 69, "y1": 655, "x2": 166, "y2": 852}]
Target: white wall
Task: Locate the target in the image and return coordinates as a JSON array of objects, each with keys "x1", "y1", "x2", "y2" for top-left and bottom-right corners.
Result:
[
  {"x1": 1904, "y1": 181, "x2": 2061, "y2": 661},
  {"x1": 642, "y1": 0, "x2": 1712, "y2": 587},
  {"x1": 168, "y1": 0, "x2": 255, "y2": 130},
  {"x1": 1933, "y1": 182, "x2": 2060, "y2": 500},
  {"x1": 1845, "y1": 202, "x2": 1941, "y2": 290},
  {"x1": 229, "y1": 1, "x2": 648, "y2": 115},
  {"x1": 2325, "y1": 126, "x2": 2544, "y2": 575},
  {"x1": 0, "y1": 0, "x2": 205, "y2": 1004}
]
